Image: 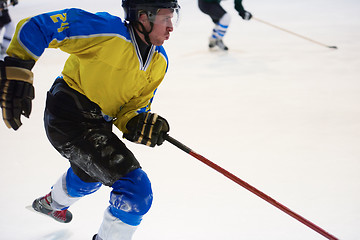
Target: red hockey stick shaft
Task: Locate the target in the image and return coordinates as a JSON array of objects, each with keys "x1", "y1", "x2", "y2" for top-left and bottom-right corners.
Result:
[{"x1": 164, "y1": 134, "x2": 338, "y2": 240}]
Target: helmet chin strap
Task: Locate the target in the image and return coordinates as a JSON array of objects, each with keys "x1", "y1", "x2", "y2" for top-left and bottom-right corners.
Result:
[{"x1": 135, "y1": 21, "x2": 154, "y2": 45}]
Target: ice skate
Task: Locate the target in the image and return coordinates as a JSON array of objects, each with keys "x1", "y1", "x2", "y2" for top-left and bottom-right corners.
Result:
[
  {"x1": 215, "y1": 39, "x2": 228, "y2": 51},
  {"x1": 208, "y1": 37, "x2": 228, "y2": 51},
  {"x1": 32, "y1": 193, "x2": 73, "y2": 223},
  {"x1": 209, "y1": 37, "x2": 217, "y2": 49}
]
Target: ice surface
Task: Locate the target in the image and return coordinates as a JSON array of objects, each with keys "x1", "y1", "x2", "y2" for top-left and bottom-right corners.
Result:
[{"x1": 1, "y1": 0, "x2": 359, "y2": 239}]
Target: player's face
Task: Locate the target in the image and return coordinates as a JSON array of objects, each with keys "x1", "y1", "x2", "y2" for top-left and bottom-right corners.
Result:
[{"x1": 148, "y1": 9, "x2": 175, "y2": 46}]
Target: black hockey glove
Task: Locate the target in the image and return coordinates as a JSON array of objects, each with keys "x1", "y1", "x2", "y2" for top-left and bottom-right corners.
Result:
[
  {"x1": 124, "y1": 112, "x2": 170, "y2": 147},
  {"x1": 239, "y1": 11, "x2": 252, "y2": 20},
  {"x1": 0, "y1": 56, "x2": 35, "y2": 130},
  {"x1": 10, "y1": 0, "x2": 18, "y2": 6}
]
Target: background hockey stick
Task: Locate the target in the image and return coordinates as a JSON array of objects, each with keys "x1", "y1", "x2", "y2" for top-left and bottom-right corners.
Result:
[
  {"x1": 252, "y1": 17, "x2": 338, "y2": 49},
  {"x1": 164, "y1": 134, "x2": 339, "y2": 240}
]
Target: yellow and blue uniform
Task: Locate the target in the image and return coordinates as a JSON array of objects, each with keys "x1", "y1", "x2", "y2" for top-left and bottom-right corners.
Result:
[
  {"x1": 6, "y1": 8, "x2": 165, "y2": 227},
  {"x1": 7, "y1": 8, "x2": 169, "y2": 133}
]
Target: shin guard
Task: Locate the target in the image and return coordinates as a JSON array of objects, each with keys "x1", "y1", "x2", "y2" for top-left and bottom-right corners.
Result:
[
  {"x1": 212, "y1": 13, "x2": 231, "y2": 39},
  {"x1": 109, "y1": 168, "x2": 153, "y2": 226}
]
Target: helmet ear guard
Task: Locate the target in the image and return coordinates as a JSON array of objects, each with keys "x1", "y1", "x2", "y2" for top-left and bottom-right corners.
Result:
[{"x1": 137, "y1": 8, "x2": 157, "y2": 23}]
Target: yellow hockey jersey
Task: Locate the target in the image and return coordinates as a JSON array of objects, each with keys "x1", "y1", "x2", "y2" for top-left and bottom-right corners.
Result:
[{"x1": 7, "y1": 8, "x2": 169, "y2": 133}]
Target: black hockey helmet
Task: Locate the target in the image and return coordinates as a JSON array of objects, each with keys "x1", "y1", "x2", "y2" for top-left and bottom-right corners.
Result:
[{"x1": 122, "y1": 0, "x2": 180, "y2": 24}]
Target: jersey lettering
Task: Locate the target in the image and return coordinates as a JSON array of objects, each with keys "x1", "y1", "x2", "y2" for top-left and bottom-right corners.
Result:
[{"x1": 50, "y1": 13, "x2": 69, "y2": 32}]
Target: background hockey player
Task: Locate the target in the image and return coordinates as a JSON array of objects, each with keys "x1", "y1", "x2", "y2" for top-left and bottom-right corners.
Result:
[
  {"x1": 0, "y1": 0, "x2": 180, "y2": 239},
  {"x1": 0, "y1": 0, "x2": 18, "y2": 59},
  {"x1": 198, "y1": 0, "x2": 252, "y2": 51}
]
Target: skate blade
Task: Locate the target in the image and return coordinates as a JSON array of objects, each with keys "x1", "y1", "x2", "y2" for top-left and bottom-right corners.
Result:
[
  {"x1": 25, "y1": 205, "x2": 38, "y2": 213},
  {"x1": 25, "y1": 205, "x2": 53, "y2": 220}
]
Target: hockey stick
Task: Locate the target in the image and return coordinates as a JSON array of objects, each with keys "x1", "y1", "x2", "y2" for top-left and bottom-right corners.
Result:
[
  {"x1": 164, "y1": 134, "x2": 339, "y2": 240},
  {"x1": 252, "y1": 17, "x2": 338, "y2": 49}
]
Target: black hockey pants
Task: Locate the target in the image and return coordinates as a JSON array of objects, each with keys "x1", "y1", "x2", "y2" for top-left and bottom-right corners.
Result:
[
  {"x1": 198, "y1": 0, "x2": 226, "y2": 23},
  {"x1": 0, "y1": 9, "x2": 11, "y2": 28},
  {"x1": 44, "y1": 78, "x2": 141, "y2": 186}
]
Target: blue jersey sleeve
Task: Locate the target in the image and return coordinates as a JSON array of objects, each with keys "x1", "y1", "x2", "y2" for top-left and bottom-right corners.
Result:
[{"x1": 17, "y1": 8, "x2": 128, "y2": 58}]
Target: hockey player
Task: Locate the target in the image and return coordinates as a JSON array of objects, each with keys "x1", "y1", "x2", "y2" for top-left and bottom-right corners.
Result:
[
  {"x1": 0, "y1": 0, "x2": 180, "y2": 239},
  {"x1": 0, "y1": 0, "x2": 18, "y2": 59},
  {"x1": 198, "y1": 0, "x2": 252, "y2": 51}
]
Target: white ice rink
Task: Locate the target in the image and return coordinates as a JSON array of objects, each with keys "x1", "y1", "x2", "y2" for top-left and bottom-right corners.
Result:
[{"x1": 1, "y1": 0, "x2": 359, "y2": 239}]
